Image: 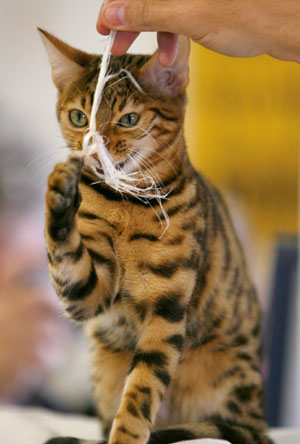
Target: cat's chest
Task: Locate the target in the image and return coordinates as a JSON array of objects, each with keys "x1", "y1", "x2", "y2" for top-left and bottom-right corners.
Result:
[{"x1": 78, "y1": 176, "x2": 172, "y2": 240}]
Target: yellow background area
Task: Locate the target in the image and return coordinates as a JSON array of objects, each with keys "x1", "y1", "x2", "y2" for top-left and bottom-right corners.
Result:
[{"x1": 185, "y1": 43, "x2": 299, "y2": 239}]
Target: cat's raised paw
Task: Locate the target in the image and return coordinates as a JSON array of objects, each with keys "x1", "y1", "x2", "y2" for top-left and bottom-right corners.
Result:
[
  {"x1": 46, "y1": 157, "x2": 83, "y2": 241},
  {"x1": 47, "y1": 157, "x2": 83, "y2": 214}
]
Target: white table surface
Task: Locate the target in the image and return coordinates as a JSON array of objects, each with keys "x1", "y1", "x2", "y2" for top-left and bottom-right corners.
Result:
[{"x1": 0, "y1": 406, "x2": 299, "y2": 444}]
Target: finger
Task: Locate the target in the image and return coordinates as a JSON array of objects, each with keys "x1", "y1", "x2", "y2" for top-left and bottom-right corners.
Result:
[
  {"x1": 97, "y1": 0, "x2": 120, "y2": 35},
  {"x1": 111, "y1": 31, "x2": 140, "y2": 55},
  {"x1": 157, "y1": 32, "x2": 178, "y2": 66},
  {"x1": 99, "y1": 0, "x2": 195, "y2": 35},
  {"x1": 97, "y1": 22, "x2": 111, "y2": 35}
]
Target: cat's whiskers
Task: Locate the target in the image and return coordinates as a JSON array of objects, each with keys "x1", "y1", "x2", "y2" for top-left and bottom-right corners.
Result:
[
  {"x1": 126, "y1": 126, "x2": 178, "y2": 184},
  {"x1": 23, "y1": 148, "x2": 68, "y2": 175},
  {"x1": 83, "y1": 118, "x2": 175, "y2": 202},
  {"x1": 28, "y1": 152, "x2": 67, "y2": 186},
  {"x1": 62, "y1": 116, "x2": 176, "y2": 199},
  {"x1": 122, "y1": 116, "x2": 178, "y2": 174},
  {"x1": 126, "y1": 153, "x2": 158, "y2": 189},
  {"x1": 130, "y1": 151, "x2": 164, "y2": 190},
  {"x1": 142, "y1": 145, "x2": 178, "y2": 177},
  {"x1": 88, "y1": 152, "x2": 163, "y2": 198}
]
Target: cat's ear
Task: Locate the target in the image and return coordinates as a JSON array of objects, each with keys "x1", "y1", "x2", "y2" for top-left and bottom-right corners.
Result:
[
  {"x1": 38, "y1": 28, "x2": 93, "y2": 90},
  {"x1": 138, "y1": 36, "x2": 190, "y2": 97}
]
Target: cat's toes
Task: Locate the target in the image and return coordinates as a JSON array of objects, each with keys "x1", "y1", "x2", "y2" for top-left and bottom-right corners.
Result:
[{"x1": 47, "y1": 157, "x2": 82, "y2": 214}]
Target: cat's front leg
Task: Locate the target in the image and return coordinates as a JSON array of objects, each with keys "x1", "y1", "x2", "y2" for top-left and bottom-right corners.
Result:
[
  {"x1": 108, "y1": 309, "x2": 187, "y2": 444},
  {"x1": 45, "y1": 157, "x2": 118, "y2": 321}
]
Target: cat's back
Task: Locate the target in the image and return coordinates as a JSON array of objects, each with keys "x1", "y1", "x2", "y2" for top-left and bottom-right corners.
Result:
[{"x1": 187, "y1": 170, "x2": 261, "y2": 340}]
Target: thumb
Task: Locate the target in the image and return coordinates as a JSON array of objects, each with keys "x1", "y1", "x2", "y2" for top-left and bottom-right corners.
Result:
[{"x1": 100, "y1": 0, "x2": 196, "y2": 36}]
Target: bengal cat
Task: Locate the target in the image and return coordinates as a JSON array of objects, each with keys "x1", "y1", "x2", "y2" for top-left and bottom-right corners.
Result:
[{"x1": 40, "y1": 29, "x2": 272, "y2": 444}]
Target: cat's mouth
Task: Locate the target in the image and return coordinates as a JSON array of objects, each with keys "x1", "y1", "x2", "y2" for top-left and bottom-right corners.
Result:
[
  {"x1": 91, "y1": 153, "x2": 132, "y2": 175},
  {"x1": 116, "y1": 158, "x2": 130, "y2": 170}
]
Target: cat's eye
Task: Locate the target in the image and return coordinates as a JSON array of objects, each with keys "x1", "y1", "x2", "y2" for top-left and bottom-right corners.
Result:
[
  {"x1": 118, "y1": 113, "x2": 140, "y2": 128},
  {"x1": 69, "y1": 109, "x2": 88, "y2": 128}
]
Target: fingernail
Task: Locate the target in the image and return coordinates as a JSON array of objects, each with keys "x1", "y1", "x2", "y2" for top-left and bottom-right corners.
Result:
[{"x1": 104, "y1": 4, "x2": 125, "y2": 26}]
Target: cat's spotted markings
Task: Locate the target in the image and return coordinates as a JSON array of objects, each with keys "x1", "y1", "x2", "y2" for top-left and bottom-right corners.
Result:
[{"x1": 40, "y1": 29, "x2": 273, "y2": 444}]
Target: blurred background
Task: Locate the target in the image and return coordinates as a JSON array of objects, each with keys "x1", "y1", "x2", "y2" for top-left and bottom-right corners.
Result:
[{"x1": 0, "y1": 0, "x2": 298, "y2": 430}]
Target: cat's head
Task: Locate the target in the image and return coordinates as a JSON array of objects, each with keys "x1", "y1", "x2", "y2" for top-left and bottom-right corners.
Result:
[{"x1": 39, "y1": 29, "x2": 190, "y2": 185}]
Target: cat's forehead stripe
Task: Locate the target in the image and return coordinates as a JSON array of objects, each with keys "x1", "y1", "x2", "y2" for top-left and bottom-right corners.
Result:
[
  {"x1": 69, "y1": 53, "x2": 150, "y2": 113},
  {"x1": 90, "y1": 92, "x2": 95, "y2": 108},
  {"x1": 119, "y1": 98, "x2": 127, "y2": 113}
]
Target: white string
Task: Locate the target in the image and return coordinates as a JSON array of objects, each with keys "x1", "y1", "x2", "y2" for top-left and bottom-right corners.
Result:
[
  {"x1": 82, "y1": 29, "x2": 116, "y2": 153},
  {"x1": 81, "y1": 30, "x2": 170, "y2": 238}
]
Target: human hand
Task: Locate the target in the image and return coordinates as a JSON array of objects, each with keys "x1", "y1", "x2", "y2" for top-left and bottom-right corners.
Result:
[{"x1": 97, "y1": 0, "x2": 300, "y2": 65}]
